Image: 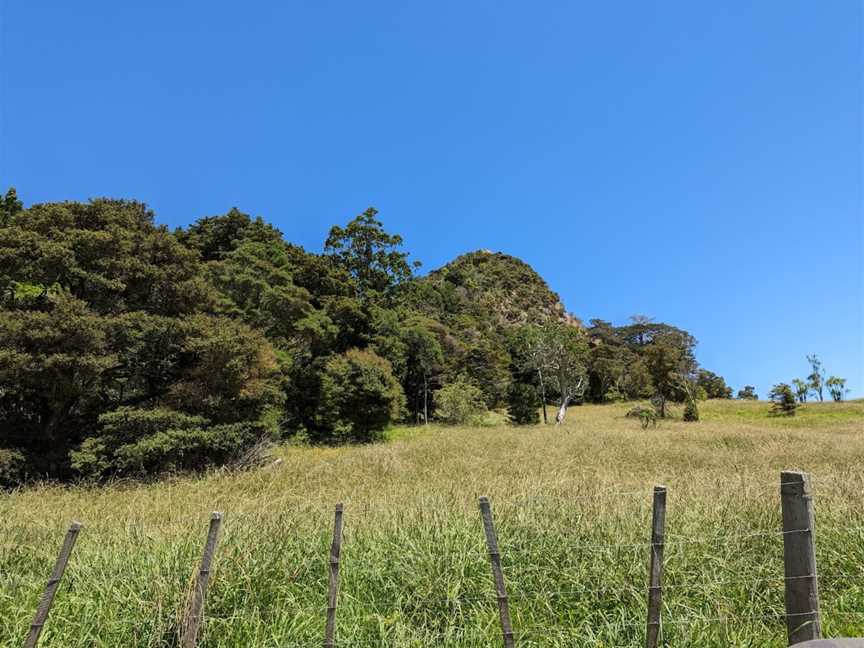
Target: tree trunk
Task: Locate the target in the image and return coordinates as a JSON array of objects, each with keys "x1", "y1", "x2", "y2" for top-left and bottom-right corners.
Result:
[
  {"x1": 555, "y1": 394, "x2": 571, "y2": 425},
  {"x1": 537, "y1": 369, "x2": 548, "y2": 425},
  {"x1": 423, "y1": 373, "x2": 429, "y2": 425}
]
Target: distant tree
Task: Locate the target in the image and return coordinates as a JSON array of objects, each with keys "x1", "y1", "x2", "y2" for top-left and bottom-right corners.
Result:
[
  {"x1": 806, "y1": 354, "x2": 826, "y2": 402},
  {"x1": 643, "y1": 331, "x2": 696, "y2": 418},
  {"x1": 768, "y1": 383, "x2": 798, "y2": 416},
  {"x1": 696, "y1": 369, "x2": 733, "y2": 399},
  {"x1": 314, "y1": 349, "x2": 405, "y2": 443},
  {"x1": 737, "y1": 385, "x2": 758, "y2": 400},
  {"x1": 507, "y1": 383, "x2": 540, "y2": 425},
  {"x1": 0, "y1": 187, "x2": 23, "y2": 225},
  {"x1": 792, "y1": 378, "x2": 810, "y2": 403},
  {"x1": 324, "y1": 207, "x2": 419, "y2": 299},
  {"x1": 435, "y1": 378, "x2": 486, "y2": 425},
  {"x1": 540, "y1": 323, "x2": 589, "y2": 425},
  {"x1": 511, "y1": 325, "x2": 551, "y2": 423},
  {"x1": 400, "y1": 318, "x2": 444, "y2": 423},
  {"x1": 826, "y1": 376, "x2": 848, "y2": 402}
]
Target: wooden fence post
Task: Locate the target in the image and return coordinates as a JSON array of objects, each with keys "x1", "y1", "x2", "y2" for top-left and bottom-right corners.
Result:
[
  {"x1": 180, "y1": 512, "x2": 223, "y2": 648},
  {"x1": 645, "y1": 486, "x2": 667, "y2": 648},
  {"x1": 479, "y1": 496, "x2": 515, "y2": 648},
  {"x1": 23, "y1": 521, "x2": 82, "y2": 648},
  {"x1": 781, "y1": 471, "x2": 820, "y2": 645},
  {"x1": 324, "y1": 503, "x2": 344, "y2": 648}
]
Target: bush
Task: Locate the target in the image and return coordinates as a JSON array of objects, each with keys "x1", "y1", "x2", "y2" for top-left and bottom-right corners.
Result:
[
  {"x1": 435, "y1": 379, "x2": 487, "y2": 425},
  {"x1": 626, "y1": 405, "x2": 657, "y2": 429},
  {"x1": 70, "y1": 407, "x2": 275, "y2": 478},
  {"x1": 313, "y1": 349, "x2": 405, "y2": 443},
  {"x1": 0, "y1": 448, "x2": 25, "y2": 487},
  {"x1": 768, "y1": 383, "x2": 798, "y2": 416},
  {"x1": 507, "y1": 383, "x2": 540, "y2": 425},
  {"x1": 737, "y1": 385, "x2": 758, "y2": 400},
  {"x1": 683, "y1": 398, "x2": 699, "y2": 422}
]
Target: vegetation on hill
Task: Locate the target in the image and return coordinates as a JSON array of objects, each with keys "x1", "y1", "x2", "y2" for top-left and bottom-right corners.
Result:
[{"x1": 1, "y1": 188, "x2": 847, "y2": 483}]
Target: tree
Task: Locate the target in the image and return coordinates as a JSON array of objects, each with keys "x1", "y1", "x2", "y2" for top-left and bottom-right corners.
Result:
[
  {"x1": 324, "y1": 208, "x2": 419, "y2": 299},
  {"x1": 400, "y1": 318, "x2": 444, "y2": 424},
  {"x1": 435, "y1": 378, "x2": 486, "y2": 425},
  {"x1": 314, "y1": 349, "x2": 405, "y2": 443},
  {"x1": 826, "y1": 376, "x2": 847, "y2": 402},
  {"x1": 507, "y1": 383, "x2": 540, "y2": 425},
  {"x1": 643, "y1": 331, "x2": 695, "y2": 418},
  {"x1": 0, "y1": 187, "x2": 23, "y2": 225},
  {"x1": 769, "y1": 383, "x2": 798, "y2": 416},
  {"x1": 792, "y1": 378, "x2": 810, "y2": 403},
  {"x1": 511, "y1": 325, "x2": 551, "y2": 423},
  {"x1": 737, "y1": 385, "x2": 758, "y2": 400},
  {"x1": 541, "y1": 323, "x2": 589, "y2": 425},
  {"x1": 806, "y1": 354, "x2": 826, "y2": 402},
  {"x1": 696, "y1": 369, "x2": 733, "y2": 399}
]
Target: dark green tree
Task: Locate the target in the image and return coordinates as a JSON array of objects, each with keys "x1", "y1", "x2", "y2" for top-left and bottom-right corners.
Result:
[
  {"x1": 826, "y1": 376, "x2": 847, "y2": 402},
  {"x1": 768, "y1": 383, "x2": 798, "y2": 416},
  {"x1": 324, "y1": 208, "x2": 419, "y2": 299},
  {"x1": 792, "y1": 378, "x2": 810, "y2": 403},
  {"x1": 806, "y1": 354, "x2": 826, "y2": 402},
  {"x1": 507, "y1": 383, "x2": 540, "y2": 425},
  {"x1": 313, "y1": 349, "x2": 405, "y2": 443},
  {"x1": 737, "y1": 385, "x2": 758, "y2": 400}
]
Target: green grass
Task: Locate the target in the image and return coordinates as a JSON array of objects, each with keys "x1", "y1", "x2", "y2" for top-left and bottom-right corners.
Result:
[{"x1": 1, "y1": 400, "x2": 863, "y2": 647}]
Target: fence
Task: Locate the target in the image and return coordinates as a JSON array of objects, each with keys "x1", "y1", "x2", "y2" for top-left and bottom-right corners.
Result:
[{"x1": 14, "y1": 470, "x2": 864, "y2": 647}]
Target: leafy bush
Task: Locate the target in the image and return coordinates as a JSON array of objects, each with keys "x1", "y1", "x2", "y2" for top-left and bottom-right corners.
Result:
[
  {"x1": 626, "y1": 405, "x2": 657, "y2": 429},
  {"x1": 313, "y1": 349, "x2": 405, "y2": 443},
  {"x1": 0, "y1": 448, "x2": 25, "y2": 487},
  {"x1": 768, "y1": 383, "x2": 798, "y2": 416},
  {"x1": 436, "y1": 379, "x2": 487, "y2": 425},
  {"x1": 683, "y1": 398, "x2": 699, "y2": 422},
  {"x1": 737, "y1": 385, "x2": 758, "y2": 400},
  {"x1": 70, "y1": 407, "x2": 275, "y2": 478},
  {"x1": 507, "y1": 383, "x2": 540, "y2": 425}
]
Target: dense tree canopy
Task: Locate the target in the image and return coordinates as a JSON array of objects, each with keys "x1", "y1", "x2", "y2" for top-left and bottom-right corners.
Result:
[{"x1": 0, "y1": 190, "x2": 739, "y2": 484}]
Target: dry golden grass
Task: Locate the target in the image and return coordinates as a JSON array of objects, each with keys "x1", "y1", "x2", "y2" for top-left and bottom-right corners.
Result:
[{"x1": 1, "y1": 399, "x2": 862, "y2": 646}]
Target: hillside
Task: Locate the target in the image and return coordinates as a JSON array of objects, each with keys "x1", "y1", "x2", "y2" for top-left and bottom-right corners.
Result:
[
  {"x1": 2, "y1": 400, "x2": 862, "y2": 647},
  {"x1": 416, "y1": 250, "x2": 573, "y2": 327}
]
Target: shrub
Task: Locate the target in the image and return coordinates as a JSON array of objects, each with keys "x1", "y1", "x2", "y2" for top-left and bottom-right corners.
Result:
[
  {"x1": 70, "y1": 407, "x2": 275, "y2": 478},
  {"x1": 768, "y1": 383, "x2": 798, "y2": 416},
  {"x1": 626, "y1": 405, "x2": 657, "y2": 429},
  {"x1": 313, "y1": 349, "x2": 405, "y2": 443},
  {"x1": 435, "y1": 379, "x2": 487, "y2": 425},
  {"x1": 737, "y1": 385, "x2": 758, "y2": 400},
  {"x1": 507, "y1": 383, "x2": 540, "y2": 425},
  {"x1": 683, "y1": 398, "x2": 699, "y2": 422},
  {"x1": 0, "y1": 448, "x2": 25, "y2": 487}
]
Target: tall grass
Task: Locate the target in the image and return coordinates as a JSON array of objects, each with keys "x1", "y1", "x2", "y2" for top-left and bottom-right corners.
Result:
[{"x1": 1, "y1": 400, "x2": 862, "y2": 646}]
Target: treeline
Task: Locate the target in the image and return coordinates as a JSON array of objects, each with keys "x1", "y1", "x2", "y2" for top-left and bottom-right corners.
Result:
[{"x1": 0, "y1": 190, "x2": 732, "y2": 484}]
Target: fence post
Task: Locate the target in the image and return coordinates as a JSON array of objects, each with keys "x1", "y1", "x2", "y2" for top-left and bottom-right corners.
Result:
[
  {"x1": 479, "y1": 496, "x2": 515, "y2": 648},
  {"x1": 780, "y1": 471, "x2": 820, "y2": 645},
  {"x1": 23, "y1": 521, "x2": 82, "y2": 648},
  {"x1": 180, "y1": 512, "x2": 223, "y2": 648},
  {"x1": 324, "y1": 503, "x2": 344, "y2": 648},
  {"x1": 645, "y1": 486, "x2": 667, "y2": 648}
]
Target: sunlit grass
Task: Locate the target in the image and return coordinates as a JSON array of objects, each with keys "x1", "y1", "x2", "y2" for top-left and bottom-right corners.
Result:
[{"x1": 1, "y1": 400, "x2": 862, "y2": 646}]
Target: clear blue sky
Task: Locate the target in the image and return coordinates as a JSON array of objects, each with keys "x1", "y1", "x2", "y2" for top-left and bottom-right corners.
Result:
[{"x1": 2, "y1": 1, "x2": 862, "y2": 399}]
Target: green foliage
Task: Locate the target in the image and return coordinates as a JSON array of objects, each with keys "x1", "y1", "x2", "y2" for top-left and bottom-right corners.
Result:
[
  {"x1": 792, "y1": 378, "x2": 810, "y2": 403},
  {"x1": 0, "y1": 448, "x2": 25, "y2": 487},
  {"x1": 324, "y1": 207, "x2": 419, "y2": 299},
  {"x1": 0, "y1": 187, "x2": 23, "y2": 226},
  {"x1": 806, "y1": 354, "x2": 826, "y2": 402},
  {"x1": 642, "y1": 330, "x2": 696, "y2": 417},
  {"x1": 0, "y1": 200, "x2": 282, "y2": 481},
  {"x1": 768, "y1": 383, "x2": 798, "y2": 416},
  {"x1": 737, "y1": 385, "x2": 758, "y2": 400},
  {"x1": 683, "y1": 398, "x2": 700, "y2": 422},
  {"x1": 435, "y1": 379, "x2": 487, "y2": 425},
  {"x1": 826, "y1": 376, "x2": 847, "y2": 402},
  {"x1": 625, "y1": 405, "x2": 657, "y2": 429},
  {"x1": 696, "y1": 369, "x2": 733, "y2": 399},
  {"x1": 313, "y1": 349, "x2": 405, "y2": 443},
  {"x1": 70, "y1": 407, "x2": 274, "y2": 478},
  {"x1": 507, "y1": 383, "x2": 540, "y2": 425}
]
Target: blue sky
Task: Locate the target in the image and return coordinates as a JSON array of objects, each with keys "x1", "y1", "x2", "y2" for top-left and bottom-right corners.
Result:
[{"x1": 2, "y1": 1, "x2": 862, "y2": 399}]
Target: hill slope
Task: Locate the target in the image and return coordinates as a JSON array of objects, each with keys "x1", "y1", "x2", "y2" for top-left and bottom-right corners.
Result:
[{"x1": 413, "y1": 250, "x2": 573, "y2": 327}]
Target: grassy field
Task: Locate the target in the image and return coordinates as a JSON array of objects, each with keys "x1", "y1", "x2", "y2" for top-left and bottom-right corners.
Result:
[{"x1": 1, "y1": 399, "x2": 862, "y2": 647}]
